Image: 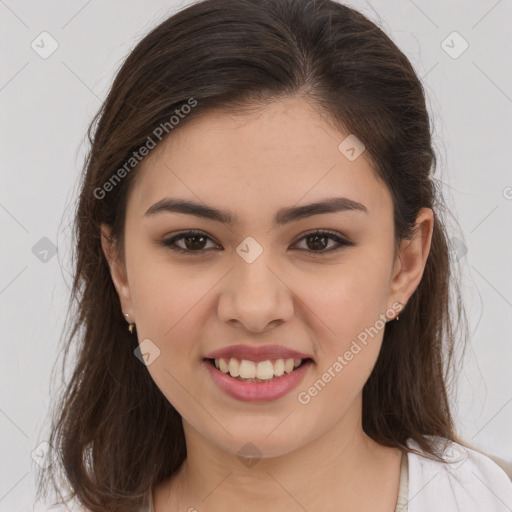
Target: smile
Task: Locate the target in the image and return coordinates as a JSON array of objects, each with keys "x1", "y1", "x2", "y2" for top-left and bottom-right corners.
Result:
[
  {"x1": 203, "y1": 357, "x2": 314, "y2": 402},
  {"x1": 213, "y1": 357, "x2": 303, "y2": 381}
]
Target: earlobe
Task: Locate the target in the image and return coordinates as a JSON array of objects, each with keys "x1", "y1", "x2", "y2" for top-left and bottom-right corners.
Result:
[
  {"x1": 100, "y1": 223, "x2": 134, "y2": 316},
  {"x1": 389, "y1": 208, "x2": 434, "y2": 307}
]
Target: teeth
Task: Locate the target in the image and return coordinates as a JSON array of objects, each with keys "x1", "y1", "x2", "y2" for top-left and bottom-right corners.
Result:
[
  {"x1": 214, "y1": 357, "x2": 305, "y2": 380},
  {"x1": 219, "y1": 358, "x2": 229, "y2": 373},
  {"x1": 228, "y1": 358, "x2": 240, "y2": 377},
  {"x1": 284, "y1": 358, "x2": 294, "y2": 373},
  {"x1": 256, "y1": 360, "x2": 274, "y2": 380},
  {"x1": 273, "y1": 358, "x2": 285, "y2": 377},
  {"x1": 239, "y1": 359, "x2": 256, "y2": 379}
]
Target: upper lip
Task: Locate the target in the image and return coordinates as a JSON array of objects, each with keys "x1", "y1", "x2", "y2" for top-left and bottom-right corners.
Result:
[{"x1": 204, "y1": 344, "x2": 313, "y2": 362}]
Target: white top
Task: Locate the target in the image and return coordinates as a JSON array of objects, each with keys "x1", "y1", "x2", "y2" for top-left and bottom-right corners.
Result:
[
  {"x1": 405, "y1": 435, "x2": 512, "y2": 511},
  {"x1": 395, "y1": 448, "x2": 409, "y2": 511},
  {"x1": 147, "y1": 436, "x2": 512, "y2": 511}
]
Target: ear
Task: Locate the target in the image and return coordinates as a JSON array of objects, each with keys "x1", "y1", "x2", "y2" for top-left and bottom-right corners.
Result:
[
  {"x1": 100, "y1": 223, "x2": 134, "y2": 318},
  {"x1": 389, "y1": 208, "x2": 434, "y2": 312}
]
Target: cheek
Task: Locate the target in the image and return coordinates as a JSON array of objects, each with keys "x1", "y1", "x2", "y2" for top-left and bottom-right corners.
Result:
[
  {"x1": 288, "y1": 255, "x2": 391, "y2": 343},
  {"x1": 126, "y1": 256, "x2": 233, "y2": 407},
  {"x1": 294, "y1": 272, "x2": 386, "y2": 412},
  {"x1": 127, "y1": 244, "x2": 215, "y2": 341}
]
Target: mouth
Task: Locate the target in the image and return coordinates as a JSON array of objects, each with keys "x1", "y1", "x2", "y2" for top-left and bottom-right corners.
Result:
[
  {"x1": 204, "y1": 357, "x2": 313, "y2": 383},
  {"x1": 202, "y1": 356, "x2": 314, "y2": 402}
]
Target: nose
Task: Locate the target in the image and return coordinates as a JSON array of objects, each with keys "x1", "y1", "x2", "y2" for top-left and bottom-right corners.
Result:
[{"x1": 217, "y1": 254, "x2": 294, "y2": 333}]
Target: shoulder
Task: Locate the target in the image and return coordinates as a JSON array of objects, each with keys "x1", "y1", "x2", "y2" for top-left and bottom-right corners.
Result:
[{"x1": 406, "y1": 436, "x2": 512, "y2": 512}]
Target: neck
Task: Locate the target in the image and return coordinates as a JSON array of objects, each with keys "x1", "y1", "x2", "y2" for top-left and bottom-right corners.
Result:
[{"x1": 156, "y1": 395, "x2": 403, "y2": 511}]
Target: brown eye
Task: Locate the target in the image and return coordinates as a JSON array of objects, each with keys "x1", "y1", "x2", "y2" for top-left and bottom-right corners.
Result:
[
  {"x1": 161, "y1": 230, "x2": 220, "y2": 254},
  {"x1": 293, "y1": 230, "x2": 354, "y2": 254},
  {"x1": 161, "y1": 229, "x2": 354, "y2": 256},
  {"x1": 181, "y1": 233, "x2": 208, "y2": 251}
]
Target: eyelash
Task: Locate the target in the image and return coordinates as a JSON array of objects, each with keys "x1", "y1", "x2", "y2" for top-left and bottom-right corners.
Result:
[{"x1": 160, "y1": 229, "x2": 354, "y2": 255}]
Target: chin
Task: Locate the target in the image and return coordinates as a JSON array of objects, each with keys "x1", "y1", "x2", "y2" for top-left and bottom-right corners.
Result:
[
  {"x1": 224, "y1": 435, "x2": 302, "y2": 461},
  {"x1": 203, "y1": 418, "x2": 310, "y2": 460}
]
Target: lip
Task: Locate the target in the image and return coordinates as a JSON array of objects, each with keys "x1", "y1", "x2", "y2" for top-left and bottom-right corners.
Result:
[
  {"x1": 204, "y1": 344, "x2": 313, "y2": 362},
  {"x1": 203, "y1": 358, "x2": 314, "y2": 402}
]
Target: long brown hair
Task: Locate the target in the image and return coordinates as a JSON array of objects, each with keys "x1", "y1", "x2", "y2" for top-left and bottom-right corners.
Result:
[{"x1": 36, "y1": 0, "x2": 473, "y2": 510}]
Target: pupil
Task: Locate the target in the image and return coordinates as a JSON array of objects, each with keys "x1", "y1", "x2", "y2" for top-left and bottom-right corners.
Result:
[
  {"x1": 307, "y1": 234, "x2": 327, "y2": 251},
  {"x1": 185, "y1": 234, "x2": 328, "y2": 251},
  {"x1": 186, "y1": 234, "x2": 205, "y2": 250}
]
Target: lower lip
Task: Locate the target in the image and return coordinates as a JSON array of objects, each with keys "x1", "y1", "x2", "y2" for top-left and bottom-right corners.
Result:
[{"x1": 203, "y1": 359, "x2": 313, "y2": 402}]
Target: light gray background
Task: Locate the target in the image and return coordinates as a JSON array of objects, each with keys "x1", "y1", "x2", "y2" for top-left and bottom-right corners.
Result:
[{"x1": 1, "y1": 0, "x2": 511, "y2": 510}]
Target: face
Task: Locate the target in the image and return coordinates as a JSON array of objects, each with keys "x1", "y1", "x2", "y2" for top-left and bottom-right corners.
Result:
[{"x1": 102, "y1": 95, "x2": 432, "y2": 459}]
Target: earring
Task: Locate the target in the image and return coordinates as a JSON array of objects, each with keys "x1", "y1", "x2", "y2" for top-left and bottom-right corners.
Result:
[
  {"x1": 396, "y1": 315, "x2": 400, "y2": 322},
  {"x1": 124, "y1": 313, "x2": 135, "y2": 333}
]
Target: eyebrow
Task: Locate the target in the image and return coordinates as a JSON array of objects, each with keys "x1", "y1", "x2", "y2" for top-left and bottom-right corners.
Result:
[{"x1": 144, "y1": 196, "x2": 368, "y2": 226}]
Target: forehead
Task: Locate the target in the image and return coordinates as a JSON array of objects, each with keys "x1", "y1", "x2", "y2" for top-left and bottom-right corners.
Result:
[{"x1": 127, "y1": 96, "x2": 391, "y2": 225}]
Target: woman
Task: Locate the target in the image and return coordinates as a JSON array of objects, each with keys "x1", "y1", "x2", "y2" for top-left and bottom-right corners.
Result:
[{"x1": 36, "y1": 0, "x2": 512, "y2": 510}]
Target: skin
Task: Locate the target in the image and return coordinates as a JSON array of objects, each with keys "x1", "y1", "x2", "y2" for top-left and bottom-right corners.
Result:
[{"x1": 101, "y1": 95, "x2": 433, "y2": 511}]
